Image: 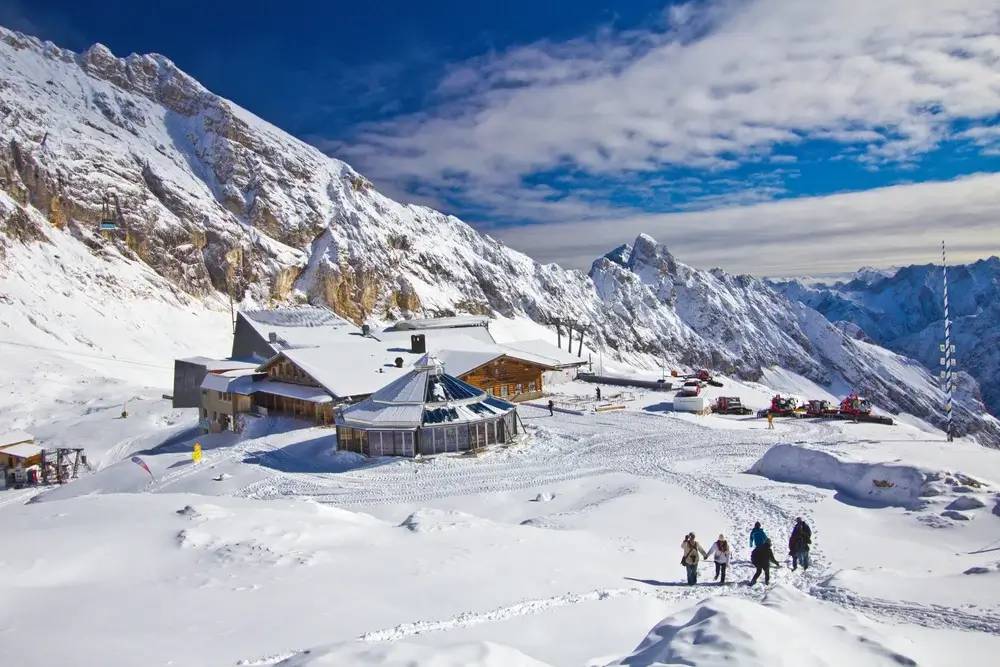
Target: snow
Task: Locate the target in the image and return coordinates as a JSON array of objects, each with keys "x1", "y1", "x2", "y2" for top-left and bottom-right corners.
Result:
[
  {"x1": 0, "y1": 24, "x2": 993, "y2": 447},
  {"x1": 2, "y1": 23, "x2": 1000, "y2": 667},
  {"x1": 747, "y1": 443, "x2": 975, "y2": 509},
  {"x1": 241, "y1": 308, "x2": 361, "y2": 351},
  {"x1": 388, "y1": 315, "x2": 492, "y2": 331},
  {"x1": 500, "y1": 339, "x2": 589, "y2": 369},
  {"x1": 2, "y1": 358, "x2": 1000, "y2": 665},
  {"x1": 0, "y1": 429, "x2": 35, "y2": 447},
  {"x1": 272, "y1": 640, "x2": 553, "y2": 667},
  {"x1": 279, "y1": 345, "x2": 411, "y2": 398},
  {"x1": 0, "y1": 443, "x2": 43, "y2": 459},
  {"x1": 610, "y1": 585, "x2": 931, "y2": 667},
  {"x1": 249, "y1": 378, "x2": 335, "y2": 403},
  {"x1": 200, "y1": 369, "x2": 258, "y2": 393}
]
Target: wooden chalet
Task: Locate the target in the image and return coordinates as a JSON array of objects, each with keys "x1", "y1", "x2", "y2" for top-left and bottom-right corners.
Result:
[
  {"x1": 0, "y1": 430, "x2": 39, "y2": 468},
  {"x1": 191, "y1": 309, "x2": 589, "y2": 433}
]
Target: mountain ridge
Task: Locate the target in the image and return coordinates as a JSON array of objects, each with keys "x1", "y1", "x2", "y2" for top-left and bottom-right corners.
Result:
[
  {"x1": 772, "y1": 256, "x2": 1000, "y2": 418},
  {"x1": 1, "y1": 25, "x2": 998, "y2": 445}
]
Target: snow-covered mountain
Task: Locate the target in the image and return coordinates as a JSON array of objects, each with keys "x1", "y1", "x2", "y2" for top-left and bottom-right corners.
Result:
[
  {"x1": 1, "y1": 26, "x2": 998, "y2": 445},
  {"x1": 773, "y1": 258, "x2": 1000, "y2": 419},
  {"x1": 591, "y1": 236, "x2": 999, "y2": 445}
]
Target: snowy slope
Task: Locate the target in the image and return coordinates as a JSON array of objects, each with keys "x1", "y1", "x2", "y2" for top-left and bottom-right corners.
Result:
[
  {"x1": 4, "y1": 393, "x2": 1000, "y2": 666},
  {"x1": 773, "y1": 258, "x2": 1000, "y2": 418},
  {"x1": 0, "y1": 25, "x2": 996, "y2": 445}
]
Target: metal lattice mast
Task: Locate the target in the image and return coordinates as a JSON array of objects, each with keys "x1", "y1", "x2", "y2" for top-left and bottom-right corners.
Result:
[{"x1": 941, "y1": 241, "x2": 954, "y2": 442}]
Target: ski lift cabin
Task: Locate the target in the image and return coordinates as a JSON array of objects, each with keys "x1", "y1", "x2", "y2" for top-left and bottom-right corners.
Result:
[{"x1": 98, "y1": 192, "x2": 123, "y2": 232}]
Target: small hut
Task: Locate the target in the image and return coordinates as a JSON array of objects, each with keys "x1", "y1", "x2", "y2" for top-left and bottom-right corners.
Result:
[{"x1": 335, "y1": 354, "x2": 518, "y2": 457}]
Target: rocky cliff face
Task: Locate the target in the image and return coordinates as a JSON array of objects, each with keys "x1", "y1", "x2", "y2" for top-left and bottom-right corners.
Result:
[{"x1": 1, "y1": 25, "x2": 998, "y2": 445}]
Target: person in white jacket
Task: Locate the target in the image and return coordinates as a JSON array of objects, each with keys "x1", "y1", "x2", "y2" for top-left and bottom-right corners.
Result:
[{"x1": 705, "y1": 534, "x2": 731, "y2": 584}]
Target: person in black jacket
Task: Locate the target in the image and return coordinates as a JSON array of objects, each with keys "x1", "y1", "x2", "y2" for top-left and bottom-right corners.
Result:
[
  {"x1": 788, "y1": 517, "x2": 812, "y2": 571},
  {"x1": 749, "y1": 538, "x2": 780, "y2": 586}
]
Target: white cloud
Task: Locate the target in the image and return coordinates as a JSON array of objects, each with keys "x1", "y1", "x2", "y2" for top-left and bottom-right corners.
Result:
[
  {"x1": 487, "y1": 173, "x2": 1000, "y2": 276},
  {"x1": 332, "y1": 0, "x2": 1000, "y2": 274}
]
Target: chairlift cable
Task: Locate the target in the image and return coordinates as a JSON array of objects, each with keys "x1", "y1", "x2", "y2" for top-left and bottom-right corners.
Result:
[{"x1": 0, "y1": 339, "x2": 172, "y2": 369}]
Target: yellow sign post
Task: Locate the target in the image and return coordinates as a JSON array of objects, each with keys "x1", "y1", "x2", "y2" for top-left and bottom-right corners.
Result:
[{"x1": 192, "y1": 443, "x2": 202, "y2": 463}]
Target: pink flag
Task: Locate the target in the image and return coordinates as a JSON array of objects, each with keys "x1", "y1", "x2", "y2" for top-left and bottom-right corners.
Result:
[{"x1": 131, "y1": 456, "x2": 153, "y2": 479}]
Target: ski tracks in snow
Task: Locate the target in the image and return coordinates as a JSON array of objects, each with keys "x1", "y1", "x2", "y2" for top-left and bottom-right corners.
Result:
[
  {"x1": 810, "y1": 583, "x2": 1000, "y2": 635},
  {"x1": 226, "y1": 410, "x2": 1000, "y2": 662}
]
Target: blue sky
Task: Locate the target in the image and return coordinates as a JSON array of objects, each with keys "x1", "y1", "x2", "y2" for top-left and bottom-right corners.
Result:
[{"x1": 6, "y1": 0, "x2": 1000, "y2": 275}]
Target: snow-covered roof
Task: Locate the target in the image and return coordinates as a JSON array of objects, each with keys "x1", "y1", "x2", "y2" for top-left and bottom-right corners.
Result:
[
  {"x1": 338, "y1": 354, "x2": 516, "y2": 429},
  {"x1": 177, "y1": 357, "x2": 259, "y2": 371},
  {"x1": 0, "y1": 430, "x2": 34, "y2": 448},
  {"x1": 259, "y1": 329, "x2": 569, "y2": 401},
  {"x1": 200, "y1": 369, "x2": 260, "y2": 394},
  {"x1": 386, "y1": 316, "x2": 491, "y2": 332},
  {"x1": 1, "y1": 443, "x2": 43, "y2": 459},
  {"x1": 240, "y1": 307, "x2": 361, "y2": 351},
  {"x1": 432, "y1": 348, "x2": 504, "y2": 377},
  {"x1": 274, "y1": 345, "x2": 411, "y2": 398},
  {"x1": 246, "y1": 379, "x2": 334, "y2": 404},
  {"x1": 498, "y1": 339, "x2": 589, "y2": 368}
]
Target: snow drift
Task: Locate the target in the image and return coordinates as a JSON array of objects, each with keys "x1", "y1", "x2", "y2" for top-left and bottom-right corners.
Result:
[
  {"x1": 271, "y1": 640, "x2": 554, "y2": 667},
  {"x1": 748, "y1": 444, "x2": 945, "y2": 508},
  {"x1": 609, "y1": 585, "x2": 920, "y2": 667}
]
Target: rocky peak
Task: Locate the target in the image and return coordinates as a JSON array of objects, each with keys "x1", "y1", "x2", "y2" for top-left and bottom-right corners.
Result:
[{"x1": 626, "y1": 233, "x2": 680, "y2": 277}]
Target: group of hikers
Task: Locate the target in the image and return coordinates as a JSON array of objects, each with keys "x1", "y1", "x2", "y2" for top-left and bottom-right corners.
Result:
[{"x1": 680, "y1": 517, "x2": 812, "y2": 586}]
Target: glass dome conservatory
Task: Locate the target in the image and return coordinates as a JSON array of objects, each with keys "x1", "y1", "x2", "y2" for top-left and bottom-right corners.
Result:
[{"x1": 335, "y1": 354, "x2": 519, "y2": 457}]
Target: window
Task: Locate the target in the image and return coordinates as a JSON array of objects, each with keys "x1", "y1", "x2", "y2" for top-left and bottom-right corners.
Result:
[
  {"x1": 202, "y1": 390, "x2": 208, "y2": 397},
  {"x1": 528, "y1": 381, "x2": 536, "y2": 392},
  {"x1": 515, "y1": 384, "x2": 523, "y2": 395},
  {"x1": 486, "y1": 387, "x2": 494, "y2": 396},
  {"x1": 202, "y1": 408, "x2": 208, "y2": 419},
  {"x1": 500, "y1": 385, "x2": 509, "y2": 397}
]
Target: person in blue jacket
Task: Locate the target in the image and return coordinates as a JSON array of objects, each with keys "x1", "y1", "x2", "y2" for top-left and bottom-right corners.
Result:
[{"x1": 749, "y1": 521, "x2": 768, "y2": 549}]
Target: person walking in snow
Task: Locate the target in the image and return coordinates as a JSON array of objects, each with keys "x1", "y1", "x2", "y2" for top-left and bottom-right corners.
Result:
[
  {"x1": 749, "y1": 521, "x2": 768, "y2": 550},
  {"x1": 681, "y1": 533, "x2": 708, "y2": 586},
  {"x1": 788, "y1": 517, "x2": 812, "y2": 571},
  {"x1": 548, "y1": 399, "x2": 554, "y2": 416},
  {"x1": 596, "y1": 386, "x2": 602, "y2": 401},
  {"x1": 749, "y1": 538, "x2": 780, "y2": 586},
  {"x1": 705, "y1": 534, "x2": 731, "y2": 584},
  {"x1": 766, "y1": 412, "x2": 774, "y2": 429}
]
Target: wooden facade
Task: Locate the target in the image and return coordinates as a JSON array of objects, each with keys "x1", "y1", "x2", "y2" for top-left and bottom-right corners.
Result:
[
  {"x1": 252, "y1": 355, "x2": 336, "y2": 424},
  {"x1": 201, "y1": 389, "x2": 253, "y2": 432},
  {"x1": 1, "y1": 449, "x2": 42, "y2": 470},
  {"x1": 459, "y1": 356, "x2": 545, "y2": 402}
]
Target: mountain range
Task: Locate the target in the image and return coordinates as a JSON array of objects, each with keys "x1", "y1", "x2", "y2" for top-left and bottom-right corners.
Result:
[
  {"x1": 773, "y1": 259, "x2": 1000, "y2": 418},
  {"x1": 1, "y1": 25, "x2": 997, "y2": 446}
]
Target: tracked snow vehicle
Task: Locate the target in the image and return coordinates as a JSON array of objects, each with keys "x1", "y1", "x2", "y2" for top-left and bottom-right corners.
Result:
[
  {"x1": 713, "y1": 396, "x2": 753, "y2": 415},
  {"x1": 839, "y1": 393, "x2": 894, "y2": 426}
]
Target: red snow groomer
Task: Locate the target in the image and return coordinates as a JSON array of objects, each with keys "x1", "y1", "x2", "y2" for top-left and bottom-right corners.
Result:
[
  {"x1": 805, "y1": 399, "x2": 839, "y2": 418},
  {"x1": 839, "y1": 393, "x2": 894, "y2": 426},
  {"x1": 713, "y1": 396, "x2": 753, "y2": 415},
  {"x1": 757, "y1": 394, "x2": 802, "y2": 418}
]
